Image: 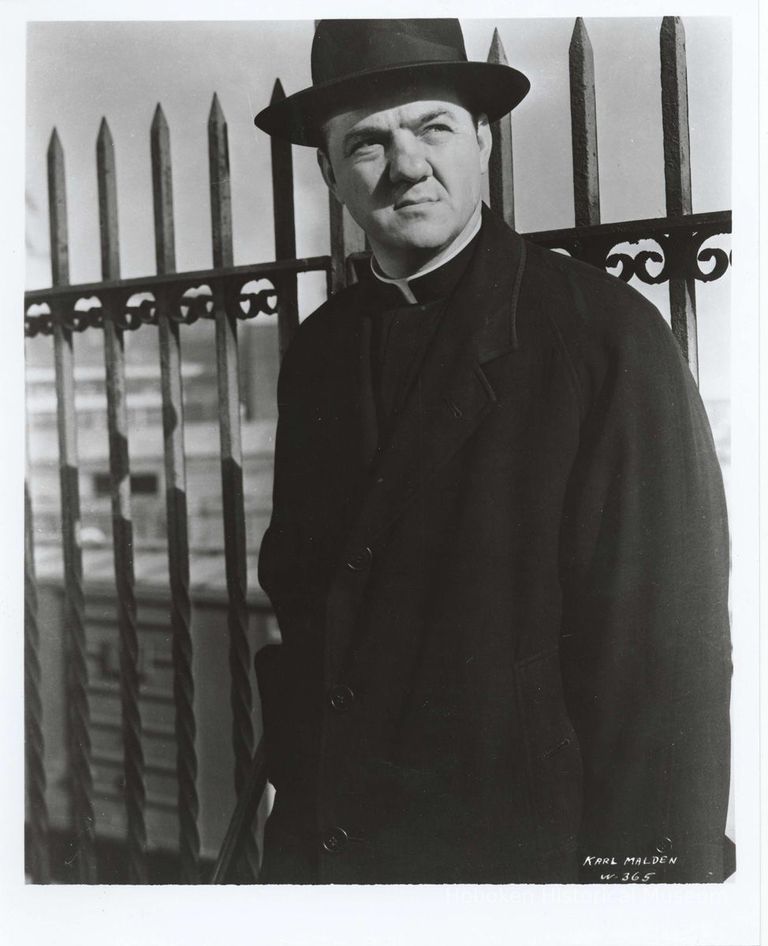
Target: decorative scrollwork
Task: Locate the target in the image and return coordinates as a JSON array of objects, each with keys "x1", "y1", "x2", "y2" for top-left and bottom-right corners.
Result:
[
  {"x1": 532, "y1": 216, "x2": 732, "y2": 288},
  {"x1": 237, "y1": 279, "x2": 278, "y2": 319},
  {"x1": 167, "y1": 278, "x2": 280, "y2": 324},
  {"x1": 175, "y1": 284, "x2": 215, "y2": 325},
  {"x1": 694, "y1": 235, "x2": 731, "y2": 282},
  {"x1": 22, "y1": 252, "x2": 334, "y2": 338},
  {"x1": 25, "y1": 297, "x2": 106, "y2": 336},
  {"x1": 65, "y1": 297, "x2": 104, "y2": 332},
  {"x1": 591, "y1": 231, "x2": 731, "y2": 285},
  {"x1": 25, "y1": 303, "x2": 53, "y2": 337},
  {"x1": 121, "y1": 292, "x2": 158, "y2": 329},
  {"x1": 603, "y1": 251, "x2": 636, "y2": 283},
  {"x1": 629, "y1": 230, "x2": 731, "y2": 285},
  {"x1": 631, "y1": 246, "x2": 668, "y2": 285}
]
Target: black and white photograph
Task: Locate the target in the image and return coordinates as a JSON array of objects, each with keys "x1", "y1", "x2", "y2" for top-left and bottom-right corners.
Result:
[{"x1": 3, "y1": 0, "x2": 762, "y2": 943}]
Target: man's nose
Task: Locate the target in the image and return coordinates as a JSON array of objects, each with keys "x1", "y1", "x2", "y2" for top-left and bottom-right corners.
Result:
[{"x1": 388, "y1": 136, "x2": 431, "y2": 184}]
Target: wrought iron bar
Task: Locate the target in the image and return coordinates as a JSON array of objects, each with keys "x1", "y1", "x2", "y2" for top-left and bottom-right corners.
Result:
[
  {"x1": 660, "y1": 16, "x2": 698, "y2": 379},
  {"x1": 151, "y1": 102, "x2": 200, "y2": 884},
  {"x1": 210, "y1": 737, "x2": 268, "y2": 884},
  {"x1": 525, "y1": 210, "x2": 730, "y2": 244},
  {"x1": 97, "y1": 117, "x2": 148, "y2": 884},
  {"x1": 308, "y1": 17, "x2": 366, "y2": 294},
  {"x1": 47, "y1": 128, "x2": 97, "y2": 883},
  {"x1": 328, "y1": 197, "x2": 366, "y2": 292},
  {"x1": 569, "y1": 17, "x2": 601, "y2": 227},
  {"x1": 151, "y1": 104, "x2": 177, "y2": 276},
  {"x1": 487, "y1": 29, "x2": 516, "y2": 229},
  {"x1": 269, "y1": 80, "x2": 299, "y2": 361},
  {"x1": 24, "y1": 453, "x2": 50, "y2": 883},
  {"x1": 208, "y1": 93, "x2": 259, "y2": 882}
]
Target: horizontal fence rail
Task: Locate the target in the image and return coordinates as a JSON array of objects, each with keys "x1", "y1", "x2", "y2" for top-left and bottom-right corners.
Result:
[
  {"x1": 525, "y1": 211, "x2": 731, "y2": 281},
  {"x1": 23, "y1": 17, "x2": 732, "y2": 883},
  {"x1": 24, "y1": 256, "x2": 331, "y2": 338},
  {"x1": 25, "y1": 211, "x2": 732, "y2": 342}
]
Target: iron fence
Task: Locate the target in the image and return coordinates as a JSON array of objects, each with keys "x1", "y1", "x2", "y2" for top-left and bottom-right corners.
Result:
[{"x1": 24, "y1": 17, "x2": 732, "y2": 883}]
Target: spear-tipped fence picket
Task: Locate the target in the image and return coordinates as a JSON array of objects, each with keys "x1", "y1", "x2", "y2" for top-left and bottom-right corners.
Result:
[{"x1": 24, "y1": 18, "x2": 732, "y2": 883}]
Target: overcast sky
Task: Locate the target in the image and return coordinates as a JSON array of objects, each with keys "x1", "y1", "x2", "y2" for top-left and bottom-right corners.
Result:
[{"x1": 25, "y1": 17, "x2": 732, "y2": 398}]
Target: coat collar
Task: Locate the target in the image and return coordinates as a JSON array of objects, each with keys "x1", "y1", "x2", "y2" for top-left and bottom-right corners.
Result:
[
  {"x1": 364, "y1": 224, "x2": 481, "y2": 306},
  {"x1": 326, "y1": 208, "x2": 527, "y2": 667}
]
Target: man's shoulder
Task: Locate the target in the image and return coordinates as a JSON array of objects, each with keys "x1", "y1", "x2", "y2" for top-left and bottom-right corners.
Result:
[
  {"x1": 518, "y1": 236, "x2": 693, "y2": 409},
  {"x1": 520, "y1": 236, "x2": 665, "y2": 334},
  {"x1": 521, "y1": 237, "x2": 677, "y2": 348},
  {"x1": 290, "y1": 282, "x2": 363, "y2": 347},
  {"x1": 275, "y1": 282, "x2": 364, "y2": 398},
  {"x1": 478, "y1": 207, "x2": 671, "y2": 357}
]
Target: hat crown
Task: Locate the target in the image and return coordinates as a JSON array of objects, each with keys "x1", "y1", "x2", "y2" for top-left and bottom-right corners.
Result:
[
  {"x1": 311, "y1": 19, "x2": 469, "y2": 86},
  {"x1": 254, "y1": 18, "x2": 530, "y2": 146}
]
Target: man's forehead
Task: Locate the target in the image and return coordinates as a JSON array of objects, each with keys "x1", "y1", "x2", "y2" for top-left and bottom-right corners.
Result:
[{"x1": 322, "y1": 84, "x2": 473, "y2": 142}]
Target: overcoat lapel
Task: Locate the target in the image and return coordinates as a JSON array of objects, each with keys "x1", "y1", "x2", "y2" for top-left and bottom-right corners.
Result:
[{"x1": 325, "y1": 208, "x2": 527, "y2": 679}]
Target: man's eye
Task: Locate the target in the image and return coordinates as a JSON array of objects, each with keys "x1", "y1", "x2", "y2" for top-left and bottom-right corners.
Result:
[
  {"x1": 422, "y1": 123, "x2": 452, "y2": 135},
  {"x1": 350, "y1": 139, "x2": 381, "y2": 155}
]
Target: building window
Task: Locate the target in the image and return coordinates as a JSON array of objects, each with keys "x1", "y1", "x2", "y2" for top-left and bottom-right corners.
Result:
[{"x1": 92, "y1": 472, "x2": 159, "y2": 496}]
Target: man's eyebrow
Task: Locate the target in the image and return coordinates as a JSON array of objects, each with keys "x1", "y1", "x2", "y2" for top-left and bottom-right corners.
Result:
[
  {"x1": 412, "y1": 108, "x2": 458, "y2": 126},
  {"x1": 342, "y1": 108, "x2": 460, "y2": 150},
  {"x1": 343, "y1": 124, "x2": 386, "y2": 149}
]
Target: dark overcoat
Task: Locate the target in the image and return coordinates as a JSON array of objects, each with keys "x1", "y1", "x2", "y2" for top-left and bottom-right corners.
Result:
[{"x1": 256, "y1": 206, "x2": 732, "y2": 884}]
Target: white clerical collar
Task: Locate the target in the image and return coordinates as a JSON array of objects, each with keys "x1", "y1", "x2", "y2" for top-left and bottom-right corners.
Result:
[{"x1": 370, "y1": 203, "x2": 483, "y2": 304}]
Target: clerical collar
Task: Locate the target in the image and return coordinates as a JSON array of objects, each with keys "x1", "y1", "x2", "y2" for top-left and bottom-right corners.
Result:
[{"x1": 370, "y1": 204, "x2": 482, "y2": 305}]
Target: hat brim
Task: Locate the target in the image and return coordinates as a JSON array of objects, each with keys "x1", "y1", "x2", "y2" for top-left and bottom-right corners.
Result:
[{"x1": 254, "y1": 61, "x2": 530, "y2": 147}]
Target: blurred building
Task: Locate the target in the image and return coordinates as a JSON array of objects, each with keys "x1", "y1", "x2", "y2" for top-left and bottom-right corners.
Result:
[{"x1": 26, "y1": 318, "x2": 281, "y2": 586}]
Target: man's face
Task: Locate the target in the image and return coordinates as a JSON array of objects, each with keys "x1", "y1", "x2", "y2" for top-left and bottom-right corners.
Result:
[{"x1": 318, "y1": 84, "x2": 492, "y2": 277}]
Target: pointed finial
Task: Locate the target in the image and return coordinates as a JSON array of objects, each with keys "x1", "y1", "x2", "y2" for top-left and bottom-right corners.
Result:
[
  {"x1": 570, "y1": 17, "x2": 593, "y2": 53},
  {"x1": 208, "y1": 92, "x2": 232, "y2": 268},
  {"x1": 208, "y1": 92, "x2": 226, "y2": 128},
  {"x1": 661, "y1": 16, "x2": 685, "y2": 42},
  {"x1": 271, "y1": 78, "x2": 286, "y2": 104},
  {"x1": 95, "y1": 116, "x2": 120, "y2": 280},
  {"x1": 487, "y1": 28, "x2": 508, "y2": 66},
  {"x1": 150, "y1": 101, "x2": 175, "y2": 274},
  {"x1": 46, "y1": 126, "x2": 69, "y2": 286},
  {"x1": 96, "y1": 116, "x2": 114, "y2": 152},
  {"x1": 47, "y1": 127, "x2": 62, "y2": 156},
  {"x1": 151, "y1": 102, "x2": 168, "y2": 133}
]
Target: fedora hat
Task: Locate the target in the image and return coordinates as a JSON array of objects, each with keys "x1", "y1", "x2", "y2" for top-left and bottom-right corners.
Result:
[{"x1": 254, "y1": 19, "x2": 530, "y2": 147}]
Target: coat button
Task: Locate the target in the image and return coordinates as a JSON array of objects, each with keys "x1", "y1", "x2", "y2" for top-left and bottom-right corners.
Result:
[
  {"x1": 322, "y1": 826, "x2": 349, "y2": 854},
  {"x1": 346, "y1": 546, "x2": 372, "y2": 571},
  {"x1": 329, "y1": 684, "x2": 355, "y2": 712}
]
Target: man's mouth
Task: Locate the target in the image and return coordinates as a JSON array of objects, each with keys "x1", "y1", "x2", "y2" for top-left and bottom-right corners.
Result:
[{"x1": 394, "y1": 196, "x2": 437, "y2": 210}]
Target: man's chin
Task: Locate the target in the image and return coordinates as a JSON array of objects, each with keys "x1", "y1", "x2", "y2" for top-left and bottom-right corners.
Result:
[{"x1": 383, "y1": 223, "x2": 456, "y2": 254}]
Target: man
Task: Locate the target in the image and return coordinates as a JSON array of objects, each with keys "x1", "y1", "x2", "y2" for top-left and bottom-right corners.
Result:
[{"x1": 252, "y1": 18, "x2": 732, "y2": 884}]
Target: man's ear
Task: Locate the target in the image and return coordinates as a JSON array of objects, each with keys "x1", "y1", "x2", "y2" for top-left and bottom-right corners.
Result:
[
  {"x1": 317, "y1": 149, "x2": 340, "y2": 202},
  {"x1": 475, "y1": 114, "x2": 492, "y2": 174}
]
